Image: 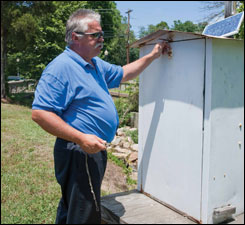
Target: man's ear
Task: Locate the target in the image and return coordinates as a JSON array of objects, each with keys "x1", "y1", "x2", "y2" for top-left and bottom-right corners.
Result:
[{"x1": 71, "y1": 32, "x2": 78, "y2": 41}]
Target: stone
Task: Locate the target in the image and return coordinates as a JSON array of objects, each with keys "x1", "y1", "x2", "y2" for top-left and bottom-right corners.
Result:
[
  {"x1": 114, "y1": 146, "x2": 132, "y2": 155},
  {"x1": 111, "y1": 136, "x2": 122, "y2": 146},
  {"x1": 128, "y1": 152, "x2": 138, "y2": 163},
  {"x1": 129, "y1": 128, "x2": 137, "y2": 132},
  {"x1": 123, "y1": 141, "x2": 131, "y2": 149},
  {"x1": 112, "y1": 152, "x2": 129, "y2": 160},
  {"x1": 127, "y1": 136, "x2": 133, "y2": 144},
  {"x1": 107, "y1": 146, "x2": 114, "y2": 152},
  {"x1": 117, "y1": 128, "x2": 125, "y2": 136},
  {"x1": 130, "y1": 144, "x2": 138, "y2": 152}
]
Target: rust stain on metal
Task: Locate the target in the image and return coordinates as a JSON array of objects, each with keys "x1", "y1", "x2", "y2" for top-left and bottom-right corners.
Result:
[
  {"x1": 140, "y1": 184, "x2": 143, "y2": 193},
  {"x1": 167, "y1": 32, "x2": 174, "y2": 59},
  {"x1": 167, "y1": 31, "x2": 174, "y2": 42},
  {"x1": 139, "y1": 43, "x2": 146, "y2": 48}
]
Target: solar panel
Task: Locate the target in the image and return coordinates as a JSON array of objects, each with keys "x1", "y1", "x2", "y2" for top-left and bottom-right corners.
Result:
[{"x1": 203, "y1": 12, "x2": 244, "y2": 37}]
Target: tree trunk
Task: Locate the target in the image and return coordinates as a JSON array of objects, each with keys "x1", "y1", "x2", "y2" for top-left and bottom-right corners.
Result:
[{"x1": 1, "y1": 24, "x2": 6, "y2": 99}]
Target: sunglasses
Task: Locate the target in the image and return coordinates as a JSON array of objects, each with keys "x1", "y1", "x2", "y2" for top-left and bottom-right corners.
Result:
[{"x1": 75, "y1": 31, "x2": 104, "y2": 39}]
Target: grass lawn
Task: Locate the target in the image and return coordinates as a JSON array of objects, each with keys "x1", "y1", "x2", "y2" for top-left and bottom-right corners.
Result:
[
  {"x1": 1, "y1": 95, "x2": 136, "y2": 223},
  {"x1": 1, "y1": 102, "x2": 59, "y2": 224}
]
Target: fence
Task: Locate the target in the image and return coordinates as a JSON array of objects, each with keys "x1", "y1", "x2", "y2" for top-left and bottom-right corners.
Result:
[
  {"x1": 8, "y1": 79, "x2": 36, "y2": 93},
  {"x1": 109, "y1": 81, "x2": 138, "y2": 98}
]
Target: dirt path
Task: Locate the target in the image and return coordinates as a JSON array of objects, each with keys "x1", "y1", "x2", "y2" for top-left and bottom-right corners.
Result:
[{"x1": 101, "y1": 160, "x2": 137, "y2": 195}]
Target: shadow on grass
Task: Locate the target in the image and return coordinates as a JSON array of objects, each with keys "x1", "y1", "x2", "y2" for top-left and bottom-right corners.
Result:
[{"x1": 7, "y1": 92, "x2": 34, "y2": 108}]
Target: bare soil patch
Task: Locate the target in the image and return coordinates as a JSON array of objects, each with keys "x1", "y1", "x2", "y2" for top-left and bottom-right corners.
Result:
[{"x1": 102, "y1": 160, "x2": 137, "y2": 195}]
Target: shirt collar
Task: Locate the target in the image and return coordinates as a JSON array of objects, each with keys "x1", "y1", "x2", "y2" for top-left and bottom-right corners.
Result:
[{"x1": 64, "y1": 46, "x2": 97, "y2": 68}]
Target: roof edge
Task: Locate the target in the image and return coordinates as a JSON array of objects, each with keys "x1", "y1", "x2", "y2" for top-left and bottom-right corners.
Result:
[{"x1": 130, "y1": 29, "x2": 239, "y2": 48}]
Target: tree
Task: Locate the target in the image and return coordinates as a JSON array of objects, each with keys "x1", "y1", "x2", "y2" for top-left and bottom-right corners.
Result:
[
  {"x1": 235, "y1": 1, "x2": 244, "y2": 39},
  {"x1": 1, "y1": 1, "x2": 57, "y2": 98},
  {"x1": 1, "y1": 1, "x2": 6, "y2": 98},
  {"x1": 138, "y1": 21, "x2": 169, "y2": 38},
  {"x1": 138, "y1": 19, "x2": 207, "y2": 38},
  {"x1": 104, "y1": 16, "x2": 139, "y2": 65},
  {"x1": 199, "y1": 1, "x2": 225, "y2": 22},
  {"x1": 200, "y1": 1, "x2": 244, "y2": 39},
  {"x1": 171, "y1": 20, "x2": 207, "y2": 33},
  {"x1": 156, "y1": 21, "x2": 169, "y2": 30},
  {"x1": 1, "y1": 1, "x2": 23, "y2": 98},
  {"x1": 1, "y1": 1, "x2": 125, "y2": 98}
]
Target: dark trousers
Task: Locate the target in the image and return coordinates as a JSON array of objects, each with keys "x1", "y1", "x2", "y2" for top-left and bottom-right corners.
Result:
[{"x1": 54, "y1": 138, "x2": 107, "y2": 224}]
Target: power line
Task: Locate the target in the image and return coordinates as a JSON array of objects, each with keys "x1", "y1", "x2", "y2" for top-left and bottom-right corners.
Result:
[
  {"x1": 104, "y1": 36, "x2": 127, "y2": 38},
  {"x1": 91, "y1": 9, "x2": 118, "y2": 11},
  {"x1": 95, "y1": 12, "x2": 118, "y2": 14}
]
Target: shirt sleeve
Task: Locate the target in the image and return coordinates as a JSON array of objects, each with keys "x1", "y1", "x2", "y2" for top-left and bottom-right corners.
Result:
[
  {"x1": 102, "y1": 60, "x2": 124, "y2": 89},
  {"x1": 32, "y1": 73, "x2": 73, "y2": 116}
]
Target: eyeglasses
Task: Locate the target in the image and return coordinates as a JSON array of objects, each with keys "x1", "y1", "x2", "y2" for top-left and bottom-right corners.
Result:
[{"x1": 75, "y1": 31, "x2": 104, "y2": 39}]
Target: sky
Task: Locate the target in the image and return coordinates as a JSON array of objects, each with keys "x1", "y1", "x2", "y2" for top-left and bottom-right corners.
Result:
[{"x1": 115, "y1": 1, "x2": 222, "y2": 37}]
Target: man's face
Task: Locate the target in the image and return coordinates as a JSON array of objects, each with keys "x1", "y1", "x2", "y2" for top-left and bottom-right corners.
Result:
[{"x1": 73, "y1": 20, "x2": 104, "y2": 59}]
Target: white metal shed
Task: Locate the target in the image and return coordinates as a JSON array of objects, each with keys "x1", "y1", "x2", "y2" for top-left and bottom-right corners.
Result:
[{"x1": 131, "y1": 30, "x2": 244, "y2": 224}]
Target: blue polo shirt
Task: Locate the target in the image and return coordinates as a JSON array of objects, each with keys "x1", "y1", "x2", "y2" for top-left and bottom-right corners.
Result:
[{"x1": 32, "y1": 46, "x2": 124, "y2": 142}]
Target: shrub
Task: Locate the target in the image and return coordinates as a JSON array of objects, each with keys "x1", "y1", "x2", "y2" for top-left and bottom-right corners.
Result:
[{"x1": 114, "y1": 78, "x2": 139, "y2": 127}]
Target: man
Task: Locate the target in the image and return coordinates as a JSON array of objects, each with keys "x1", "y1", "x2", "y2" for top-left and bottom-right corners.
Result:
[{"x1": 32, "y1": 9, "x2": 171, "y2": 224}]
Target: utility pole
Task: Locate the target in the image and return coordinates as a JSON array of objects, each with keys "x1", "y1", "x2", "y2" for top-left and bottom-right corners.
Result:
[
  {"x1": 225, "y1": 1, "x2": 237, "y2": 18},
  {"x1": 232, "y1": 1, "x2": 237, "y2": 15},
  {"x1": 126, "y1": 9, "x2": 132, "y2": 64}
]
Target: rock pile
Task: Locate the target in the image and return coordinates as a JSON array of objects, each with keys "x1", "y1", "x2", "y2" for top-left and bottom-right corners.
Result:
[{"x1": 107, "y1": 127, "x2": 138, "y2": 181}]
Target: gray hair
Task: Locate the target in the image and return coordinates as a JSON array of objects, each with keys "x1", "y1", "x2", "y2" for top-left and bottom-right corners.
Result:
[{"x1": 65, "y1": 9, "x2": 101, "y2": 46}]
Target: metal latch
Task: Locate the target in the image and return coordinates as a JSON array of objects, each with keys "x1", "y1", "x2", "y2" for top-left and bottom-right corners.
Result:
[{"x1": 213, "y1": 204, "x2": 236, "y2": 223}]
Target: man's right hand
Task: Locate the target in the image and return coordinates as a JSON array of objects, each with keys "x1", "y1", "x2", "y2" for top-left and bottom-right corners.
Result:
[
  {"x1": 32, "y1": 110, "x2": 106, "y2": 154},
  {"x1": 79, "y1": 133, "x2": 107, "y2": 154},
  {"x1": 151, "y1": 41, "x2": 171, "y2": 59}
]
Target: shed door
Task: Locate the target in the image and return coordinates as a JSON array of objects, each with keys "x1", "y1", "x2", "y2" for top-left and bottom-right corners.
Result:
[{"x1": 138, "y1": 38, "x2": 205, "y2": 221}]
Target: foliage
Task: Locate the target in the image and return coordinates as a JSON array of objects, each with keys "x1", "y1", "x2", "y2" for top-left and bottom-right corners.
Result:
[
  {"x1": 137, "y1": 2, "x2": 243, "y2": 38},
  {"x1": 8, "y1": 92, "x2": 34, "y2": 108},
  {"x1": 125, "y1": 128, "x2": 138, "y2": 144},
  {"x1": 107, "y1": 151, "x2": 137, "y2": 185},
  {"x1": 139, "y1": 21, "x2": 169, "y2": 38},
  {"x1": 3, "y1": 1, "x2": 59, "y2": 80},
  {"x1": 172, "y1": 20, "x2": 208, "y2": 33},
  {"x1": 2, "y1": 1, "x2": 129, "y2": 94},
  {"x1": 199, "y1": 1, "x2": 225, "y2": 22},
  {"x1": 126, "y1": 78, "x2": 139, "y2": 112},
  {"x1": 199, "y1": 1, "x2": 244, "y2": 40},
  {"x1": 235, "y1": 1, "x2": 244, "y2": 39},
  {"x1": 102, "y1": 16, "x2": 139, "y2": 65},
  {"x1": 138, "y1": 19, "x2": 207, "y2": 38},
  {"x1": 114, "y1": 97, "x2": 131, "y2": 127},
  {"x1": 114, "y1": 78, "x2": 139, "y2": 127}
]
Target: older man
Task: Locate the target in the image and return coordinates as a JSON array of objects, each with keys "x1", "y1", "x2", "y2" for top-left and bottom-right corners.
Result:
[{"x1": 32, "y1": 9, "x2": 170, "y2": 224}]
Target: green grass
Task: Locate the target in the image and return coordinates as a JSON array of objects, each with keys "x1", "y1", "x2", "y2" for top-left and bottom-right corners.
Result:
[
  {"x1": 1, "y1": 103, "x2": 59, "y2": 224},
  {"x1": 107, "y1": 152, "x2": 137, "y2": 186},
  {"x1": 125, "y1": 128, "x2": 138, "y2": 144},
  {"x1": 1, "y1": 97, "x2": 137, "y2": 223}
]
